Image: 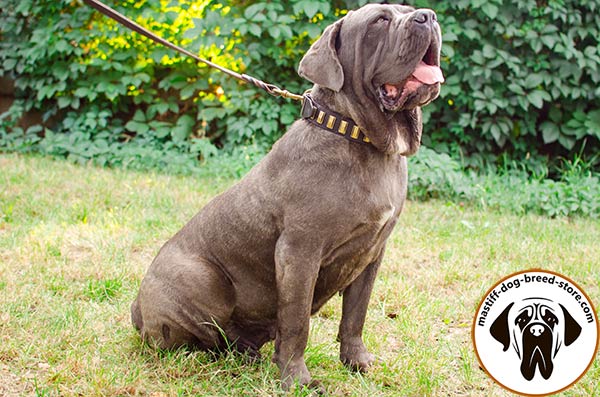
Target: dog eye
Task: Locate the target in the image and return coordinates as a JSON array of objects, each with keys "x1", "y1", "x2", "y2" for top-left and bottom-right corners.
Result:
[
  {"x1": 376, "y1": 16, "x2": 390, "y2": 24},
  {"x1": 515, "y1": 310, "x2": 530, "y2": 325}
]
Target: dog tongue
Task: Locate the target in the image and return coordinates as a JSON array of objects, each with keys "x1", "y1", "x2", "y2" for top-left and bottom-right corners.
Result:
[
  {"x1": 382, "y1": 62, "x2": 444, "y2": 100},
  {"x1": 412, "y1": 61, "x2": 444, "y2": 84}
]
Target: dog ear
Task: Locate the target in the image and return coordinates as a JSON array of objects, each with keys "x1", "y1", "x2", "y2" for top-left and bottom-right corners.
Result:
[
  {"x1": 490, "y1": 302, "x2": 514, "y2": 351},
  {"x1": 298, "y1": 19, "x2": 344, "y2": 92},
  {"x1": 560, "y1": 304, "x2": 582, "y2": 346}
]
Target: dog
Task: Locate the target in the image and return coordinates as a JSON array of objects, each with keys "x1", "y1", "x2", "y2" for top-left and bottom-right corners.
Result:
[
  {"x1": 131, "y1": 4, "x2": 443, "y2": 390},
  {"x1": 490, "y1": 298, "x2": 582, "y2": 380}
]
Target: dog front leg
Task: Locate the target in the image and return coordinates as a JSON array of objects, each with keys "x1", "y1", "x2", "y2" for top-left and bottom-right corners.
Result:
[
  {"x1": 338, "y1": 250, "x2": 384, "y2": 372},
  {"x1": 272, "y1": 235, "x2": 322, "y2": 391}
]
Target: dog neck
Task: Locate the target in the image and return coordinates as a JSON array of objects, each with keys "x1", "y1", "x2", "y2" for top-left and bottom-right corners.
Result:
[
  {"x1": 308, "y1": 85, "x2": 421, "y2": 156},
  {"x1": 301, "y1": 92, "x2": 372, "y2": 146}
]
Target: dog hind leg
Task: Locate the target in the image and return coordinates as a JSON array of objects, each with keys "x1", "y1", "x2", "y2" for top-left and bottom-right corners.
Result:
[{"x1": 131, "y1": 245, "x2": 235, "y2": 350}]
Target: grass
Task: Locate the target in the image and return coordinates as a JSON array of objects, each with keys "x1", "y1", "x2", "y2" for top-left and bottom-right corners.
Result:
[{"x1": 1, "y1": 153, "x2": 599, "y2": 396}]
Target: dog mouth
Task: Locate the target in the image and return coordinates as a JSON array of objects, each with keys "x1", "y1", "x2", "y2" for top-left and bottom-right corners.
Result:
[{"x1": 376, "y1": 44, "x2": 444, "y2": 113}]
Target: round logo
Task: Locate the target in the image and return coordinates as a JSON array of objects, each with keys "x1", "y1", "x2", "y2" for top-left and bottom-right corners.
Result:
[{"x1": 472, "y1": 269, "x2": 599, "y2": 396}]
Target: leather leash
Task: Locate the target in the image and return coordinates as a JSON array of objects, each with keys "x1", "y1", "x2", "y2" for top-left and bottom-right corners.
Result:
[{"x1": 82, "y1": 0, "x2": 372, "y2": 146}]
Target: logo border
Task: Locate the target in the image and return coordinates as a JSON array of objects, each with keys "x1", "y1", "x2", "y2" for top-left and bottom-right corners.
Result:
[{"x1": 471, "y1": 268, "x2": 600, "y2": 397}]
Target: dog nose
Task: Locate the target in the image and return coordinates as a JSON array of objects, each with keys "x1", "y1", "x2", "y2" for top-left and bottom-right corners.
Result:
[
  {"x1": 530, "y1": 324, "x2": 545, "y2": 337},
  {"x1": 413, "y1": 9, "x2": 437, "y2": 25}
]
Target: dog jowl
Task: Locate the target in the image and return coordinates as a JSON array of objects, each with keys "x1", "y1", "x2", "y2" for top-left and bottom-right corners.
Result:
[{"x1": 490, "y1": 298, "x2": 582, "y2": 381}]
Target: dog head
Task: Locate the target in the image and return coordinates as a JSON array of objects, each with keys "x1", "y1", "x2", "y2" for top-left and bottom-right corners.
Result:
[
  {"x1": 490, "y1": 298, "x2": 582, "y2": 381},
  {"x1": 298, "y1": 4, "x2": 443, "y2": 156}
]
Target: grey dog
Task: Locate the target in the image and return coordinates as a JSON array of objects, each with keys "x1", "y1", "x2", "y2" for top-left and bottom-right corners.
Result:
[{"x1": 131, "y1": 3, "x2": 443, "y2": 390}]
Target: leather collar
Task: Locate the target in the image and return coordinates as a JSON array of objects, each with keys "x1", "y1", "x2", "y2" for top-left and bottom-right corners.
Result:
[{"x1": 301, "y1": 94, "x2": 371, "y2": 145}]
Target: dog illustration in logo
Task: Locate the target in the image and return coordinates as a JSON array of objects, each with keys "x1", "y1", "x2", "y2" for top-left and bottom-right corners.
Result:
[{"x1": 490, "y1": 297, "x2": 582, "y2": 380}]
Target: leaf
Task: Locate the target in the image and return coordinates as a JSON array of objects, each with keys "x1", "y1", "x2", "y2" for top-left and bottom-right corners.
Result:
[
  {"x1": 260, "y1": 120, "x2": 278, "y2": 136},
  {"x1": 182, "y1": 24, "x2": 203, "y2": 40},
  {"x1": 540, "y1": 35, "x2": 557, "y2": 49},
  {"x1": 132, "y1": 109, "x2": 146, "y2": 122},
  {"x1": 277, "y1": 15, "x2": 294, "y2": 24},
  {"x1": 303, "y1": 1, "x2": 321, "y2": 19},
  {"x1": 176, "y1": 114, "x2": 195, "y2": 129},
  {"x1": 149, "y1": 121, "x2": 172, "y2": 138},
  {"x1": 292, "y1": 2, "x2": 304, "y2": 16},
  {"x1": 527, "y1": 91, "x2": 546, "y2": 109},
  {"x1": 280, "y1": 112, "x2": 295, "y2": 125},
  {"x1": 251, "y1": 13, "x2": 266, "y2": 23},
  {"x1": 540, "y1": 121, "x2": 560, "y2": 143},
  {"x1": 36, "y1": 85, "x2": 51, "y2": 101},
  {"x1": 269, "y1": 27, "x2": 281, "y2": 40},
  {"x1": 572, "y1": 110, "x2": 587, "y2": 122},
  {"x1": 587, "y1": 109, "x2": 600, "y2": 126},
  {"x1": 244, "y1": 3, "x2": 266, "y2": 20},
  {"x1": 201, "y1": 107, "x2": 226, "y2": 122},
  {"x1": 482, "y1": 44, "x2": 495, "y2": 58},
  {"x1": 558, "y1": 134, "x2": 576, "y2": 150},
  {"x1": 507, "y1": 83, "x2": 525, "y2": 95},
  {"x1": 55, "y1": 39, "x2": 70, "y2": 53},
  {"x1": 524, "y1": 73, "x2": 544, "y2": 89},
  {"x1": 171, "y1": 114, "x2": 195, "y2": 141},
  {"x1": 306, "y1": 24, "x2": 321, "y2": 38},
  {"x1": 135, "y1": 73, "x2": 151, "y2": 84},
  {"x1": 470, "y1": 50, "x2": 485, "y2": 65},
  {"x1": 154, "y1": 103, "x2": 170, "y2": 115},
  {"x1": 74, "y1": 87, "x2": 89, "y2": 98},
  {"x1": 279, "y1": 25, "x2": 293, "y2": 39},
  {"x1": 490, "y1": 124, "x2": 502, "y2": 144},
  {"x1": 180, "y1": 85, "x2": 197, "y2": 100},
  {"x1": 237, "y1": 23, "x2": 248, "y2": 36},
  {"x1": 443, "y1": 31, "x2": 458, "y2": 42},
  {"x1": 125, "y1": 121, "x2": 149, "y2": 135},
  {"x1": 480, "y1": 3, "x2": 499, "y2": 19},
  {"x1": 57, "y1": 96, "x2": 71, "y2": 109},
  {"x1": 171, "y1": 126, "x2": 190, "y2": 141},
  {"x1": 248, "y1": 23, "x2": 262, "y2": 37}
]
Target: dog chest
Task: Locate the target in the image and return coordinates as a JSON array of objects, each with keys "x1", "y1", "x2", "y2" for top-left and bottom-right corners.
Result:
[{"x1": 310, "y1": 201, "x2": 400, "y2": 306}]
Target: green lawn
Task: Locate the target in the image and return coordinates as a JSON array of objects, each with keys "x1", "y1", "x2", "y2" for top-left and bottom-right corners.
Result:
[{"x1": 1, "y1": 153, "x2": 598, "y2": 396}]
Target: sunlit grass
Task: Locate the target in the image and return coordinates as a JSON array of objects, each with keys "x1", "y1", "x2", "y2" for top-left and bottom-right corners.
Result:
[{"x1": 1, "y1": 153, "x2": 598, "y2": 396}]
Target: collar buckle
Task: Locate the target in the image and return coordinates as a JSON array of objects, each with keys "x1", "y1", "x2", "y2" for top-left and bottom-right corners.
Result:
[{"x1": 301, "y1": 94, "x2": 317, "y2": 120}]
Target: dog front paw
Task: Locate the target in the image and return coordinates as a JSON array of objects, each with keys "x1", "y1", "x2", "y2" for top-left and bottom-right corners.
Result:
[
  {"x1": 340, "y1": 339, "x2": 375, "y2": 372},
  {"x1": 276, "y1": 356, "x2": 324, "y2": 394}
]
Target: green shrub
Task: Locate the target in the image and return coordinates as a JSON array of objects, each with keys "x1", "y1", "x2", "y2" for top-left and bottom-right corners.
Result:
[
  {"x1": 0, "y1": 0, "x2": 364, "y2": 167},
  {"x1": 1, "y1": 0, "x2": 228, "y2": 167},
  {"x1": 2, "y1": 0, "x2": 598, "y2": 169},
  {"x1": 407, "y1": 147, "x2": 600, "y2": 218},
  {"x1": 413, "y1": 0, "x2": 600, "y2": 168}
]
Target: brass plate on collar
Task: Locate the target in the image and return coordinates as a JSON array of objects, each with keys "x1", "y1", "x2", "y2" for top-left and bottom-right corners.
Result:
[
  {"x1": 327, "y1": 115, "x2": 336, "y2": 129},
  {"x1": 316, "y1": 111, "x2": 325, "y2": 124}
]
